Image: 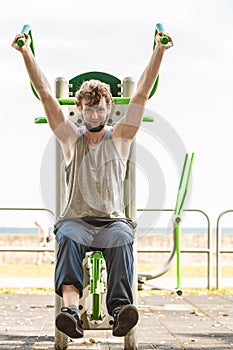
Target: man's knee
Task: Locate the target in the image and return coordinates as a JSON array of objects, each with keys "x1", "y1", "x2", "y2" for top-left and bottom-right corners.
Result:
[
  {"x1": 55, "y1": 221, "x2": 93, "y2": 246},
  {"x1": 96, "y1": 223, "x2": 135, "y2": 248}
]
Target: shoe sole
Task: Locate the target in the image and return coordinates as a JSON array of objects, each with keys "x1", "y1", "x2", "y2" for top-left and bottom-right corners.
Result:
[
  {"x1": 55, "y1": 312, "x2": 83, "y2": 339},
  {"x1": 113, "y1": 305, "x2": 139, "y2": 337}
]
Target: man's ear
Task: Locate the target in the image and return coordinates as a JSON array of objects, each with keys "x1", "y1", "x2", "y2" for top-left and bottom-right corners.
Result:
[
  {"x1": 76, "y1": 103, "x2": 83, "y2": 116},
  {"x1": 75, "y1": 100, "x2": 82, "y2": 110}
]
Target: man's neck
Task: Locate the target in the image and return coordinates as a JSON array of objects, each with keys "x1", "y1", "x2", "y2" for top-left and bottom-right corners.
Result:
[{"x1": 85, "y1": 126, "x2": 107, "y2": 148}]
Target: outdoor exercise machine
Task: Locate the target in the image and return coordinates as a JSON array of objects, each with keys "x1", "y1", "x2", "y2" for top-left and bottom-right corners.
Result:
[
  {"x1": 138, "y1": 152, "x2": 195, "y2": 295},
  {"x1": 17, "y1": 23, "x2": 193, "y2": 350}
]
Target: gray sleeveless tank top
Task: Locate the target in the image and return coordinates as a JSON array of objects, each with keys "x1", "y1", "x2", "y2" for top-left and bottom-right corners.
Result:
[{"x1": 59, "y1": 127, "x2": 127, "y2": 220}]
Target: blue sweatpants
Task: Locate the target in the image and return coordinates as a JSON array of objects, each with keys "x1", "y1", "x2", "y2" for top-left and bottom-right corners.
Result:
[{"x1": 54, "y1": 217, "x2": 136, "y2": 316}]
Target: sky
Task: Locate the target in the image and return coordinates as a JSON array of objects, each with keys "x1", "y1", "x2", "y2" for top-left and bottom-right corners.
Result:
[{"x1": 1, "y1": 0, "x2": 233, "y2": 229}]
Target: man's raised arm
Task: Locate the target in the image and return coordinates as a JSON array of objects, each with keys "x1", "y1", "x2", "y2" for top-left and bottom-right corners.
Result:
[
  {"x1": 11, "y1": 33, "x2": 78, "y2": 149},
  {"x1": 113, "y1": 32, "x2": 173, "y2": 141}
]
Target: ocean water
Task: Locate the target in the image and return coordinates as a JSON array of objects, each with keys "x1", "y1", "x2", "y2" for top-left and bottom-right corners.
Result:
[
  {"x1": 0, "y1": 226, "x2": 232, "y2": 235},
  {"x1": 0, "y1": 227, "x2": 52, "y2": 235}
]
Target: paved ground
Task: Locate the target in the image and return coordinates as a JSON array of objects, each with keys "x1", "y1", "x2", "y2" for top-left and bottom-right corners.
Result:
[
  {"x1": 0, "y1": 276, "x2": 232, "y2": 289},
  {"x1": 0, "y1": 290, "x2": 233, "y2": 350}
]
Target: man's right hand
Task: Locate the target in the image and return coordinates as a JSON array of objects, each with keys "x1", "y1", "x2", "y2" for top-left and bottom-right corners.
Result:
[{"x1": 11, "y1": 33, "x2": 30, "y2": 52}]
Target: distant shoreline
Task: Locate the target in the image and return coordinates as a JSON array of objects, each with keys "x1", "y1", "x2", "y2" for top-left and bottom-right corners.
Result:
[{"x1": 0, "y1": 226, "x2": 233, "y2": 235}]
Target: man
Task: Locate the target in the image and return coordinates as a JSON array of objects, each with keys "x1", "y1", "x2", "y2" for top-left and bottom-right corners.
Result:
[
  {"x1": 34, "y1": 220, "x2": 55, "y2": 265},
  {"x1": 12, "y1": 29, "x2": 173, "y2": 339}
]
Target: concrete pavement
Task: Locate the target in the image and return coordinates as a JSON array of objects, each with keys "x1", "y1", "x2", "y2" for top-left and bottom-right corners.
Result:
[{"x1": 0, "y1": 291, "x2": 233, "y2": 349}]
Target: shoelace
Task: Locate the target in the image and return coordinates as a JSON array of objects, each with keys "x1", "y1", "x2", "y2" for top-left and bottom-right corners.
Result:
[
  {"x1": 60, "y1": 306, "x2": 83, "y2": 328},
  {"x1": 61, "y1": 306, "x2": 80, "y2": 318},
  {"x1": 113, "y1": 307, "x2": 121, "y2": 319},
  {"x1": 61, "y1": 306, "x2": 73, "y2": 314}
]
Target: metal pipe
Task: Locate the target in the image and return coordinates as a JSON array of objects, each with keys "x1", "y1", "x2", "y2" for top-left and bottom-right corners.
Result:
[
  {"x1": 54, "y1": 77, "x2": 69, "y2": 350},
  {"x1": 216, "y1": 209, "x2": 233, "y2": 289},
  {"x1": 122, "y1": 77, "x2": 138, "y2": 350}
]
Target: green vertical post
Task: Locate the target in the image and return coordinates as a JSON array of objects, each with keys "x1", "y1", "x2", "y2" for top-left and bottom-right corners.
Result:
[
  {"x1": 174, "y1": 153, "x2": 195, "y2": 292},
  {"x1": 90, "y1": 251, "x2": 105, "y2": 320},
  {"x1": 175, "y1": 219, "x2": 182, "y2": 290}
]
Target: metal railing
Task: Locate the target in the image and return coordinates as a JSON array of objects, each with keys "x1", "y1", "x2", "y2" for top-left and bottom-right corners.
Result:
[
  {"x1": 0, "y1": 207, "x2": 54, "y2": 254},
  {"x1": 0, "y1": 206, "x2": 220, "y2": 290},
  {"x1": 2, "y1": 207, "x2": 233, "y2": 290},
  {"x1": 0, "y1": 207, "x2": 54, "y2": 215},
  {"x1": 137, "y1": 208, "x2": 212, "y2": 289},
  {"x1": 0, "y1": 246, "x2": 54, "y2": 252},
  {"x1": 216, "y1": 209, "x2": 233, "y2": 289}
]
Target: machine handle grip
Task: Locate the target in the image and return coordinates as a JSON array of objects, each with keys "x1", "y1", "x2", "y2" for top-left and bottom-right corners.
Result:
[
  {"x1": 149, "y1": 22, "x2": 170, "y2": 99},
  {"x1": 17, "y1": 24, "x2": 31, "y2": 47},
  {"x1": 17, "y1": 24, "x2": 38, "y2": 98},
  {"x1": 156, "y1": 23, "x2": 169, "y2": 44}
]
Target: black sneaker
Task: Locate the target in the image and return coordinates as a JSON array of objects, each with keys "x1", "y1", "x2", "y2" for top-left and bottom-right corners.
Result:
[
  {"x1": 112, "y1": 305, "x2": 139, "y2": 337},
  {"x1": 55, "y1": 306, "x2": 83, "y2": 338}
]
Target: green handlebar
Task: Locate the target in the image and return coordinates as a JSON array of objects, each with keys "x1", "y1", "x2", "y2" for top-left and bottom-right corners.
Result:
[
  {"x1": 17, "y1": 24, "x2": 31, "y2": 48},
  {"x1": 160, "y1": 36, "x2": 169, "y2": 45},
  {"x1": 156, "y1": 23, "x2": 169, "y2": 44},
  {"x1": 148, "y1": 22, "x2": 169, "y2": 100},
  {"x1": 17, "y1": 24, "x2": 38, "y2": 98},
  {"x1": 17, "y1": 37, "x2": 26, "y2": 47}
]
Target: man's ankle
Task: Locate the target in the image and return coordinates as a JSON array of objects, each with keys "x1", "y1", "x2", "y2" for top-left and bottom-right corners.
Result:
[{"x1": 67, "y1": 304, "x2": 79, "y2": 313}]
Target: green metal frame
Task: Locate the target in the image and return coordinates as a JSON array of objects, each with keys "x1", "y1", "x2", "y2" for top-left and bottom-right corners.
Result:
[
  {"x1": 148, "y1": 23, "x2": 169, "y2": 99},
  {"x1": 69, "y1": 72, "x2": 121, "y2": 98},
  {"x1": 18, "y1": 23, "x2": 166, "y2": 104},
  {"x1": 34, "y1": 96, "x2": 154, "y2": 123},
  {"x1": 17, "y1": 25, "x2": 40, "y2": 100},
  {"x1": 174, "y1": 153, "x2": 195, "y2": 292},
  {"x1": 17, "y1": 24, "x2": 35, "y2": 52},
  {"x1": 89, "y1": 251, "x2": 105, "y2": 320}
]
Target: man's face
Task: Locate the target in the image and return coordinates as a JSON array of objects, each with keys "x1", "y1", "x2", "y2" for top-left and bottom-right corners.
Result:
[{"x1": 81, "y1": 97, "x2": 108, "y2": 132}]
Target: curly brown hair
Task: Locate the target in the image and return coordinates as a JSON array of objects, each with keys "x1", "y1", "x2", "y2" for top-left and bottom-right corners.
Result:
[{"x1": 75, "y1": 79, "x2": 113, "y2": 110}]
